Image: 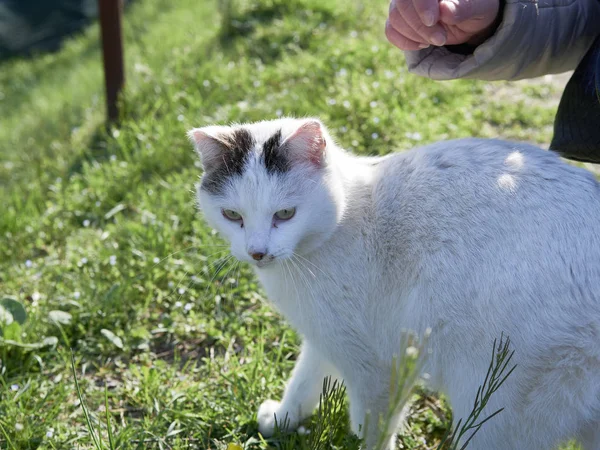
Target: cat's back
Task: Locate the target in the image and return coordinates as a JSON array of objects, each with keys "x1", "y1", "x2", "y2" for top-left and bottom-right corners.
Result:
[
  {"x1": 370, "y1": 137, "x2": 600, "y2": 300},
  {"x1": 373, "y1": 137, "x2": 600, "y2": 228}
]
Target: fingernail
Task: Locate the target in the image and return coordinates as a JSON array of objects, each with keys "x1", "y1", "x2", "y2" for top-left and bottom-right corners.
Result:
[
  {"x1": 423, "y1": 11, "x2": 435, "y2": 27},
  {"x1": 419, "y1": 44, "x2": 430, "y2": 49},
  {"x1": 431, "y1": 32, "x2": 446, "y2": 46}
]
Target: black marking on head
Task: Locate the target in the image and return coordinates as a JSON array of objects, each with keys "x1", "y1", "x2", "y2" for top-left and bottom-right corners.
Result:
[
  {"x1": 262, "y1": 129, "x2": 290, "y2": 174},
  {"x1": 201, "y1": 128, "x2": 255, "y2": 194}
]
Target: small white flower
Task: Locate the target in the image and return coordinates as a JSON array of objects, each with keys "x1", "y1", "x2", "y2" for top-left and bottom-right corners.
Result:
[
  {"x1": 203, "y1": 80, "x2": 210, "y2": 87},
  {"x1": 371, "y1": 45, "x2": 379, "y2": 52},
  {"x1": 337, "y1": 68, "x2": 348, "y2": 77},
  {"x1": 153, "y1": 257, "x2": 160, "y2": 264},
  {"x1": 31, "y1": 292, "x2": 41, "y2": 301},
  {"x1": 80, "y1": 257, "x2": 88, "y2": 265},
  {"x1": 46, "y1": 427, "x2": 54, "y2": 438},
  {"x1": 350, "y1": 30, "x2": 358, "y2": 38},
  {"x1": 109, "y1": 255, "x2": 117, "y2": 266},
  {"x1": 184, "y1": 303, "x2": 193, "y2": 311},
  {"x1": 405, "y1": 346, "x2": 419, "y2": 358},
  {"x1": 168, "y1": 281, "x2": 175, "y2": 288},
  {"x1": 10, "y1": 384, "x2": 19, "y2": 391},
  {"x1": 342, "y1": 100, "x2": 351, "y2": 108},
  {"x1": 253, "y1": 80, "x2": 261, "y2": 87},
  {"x1": 177, "y1": 114, "x2": 184, "y2": 122},
  {"x1": 74, "y1": 291, "x2": 81, "y2": 299},
  {"x1": 365, "y1": 68, "x2": 373, "y2": 76},
  {"x1": 15, "y1": 423, "x2": 24, "y2": 432},
  {"x1": 95, "y1": 201, "x2": 101, "y2": 207},
  {"x1": 369, "y1": 101, "x2": 378, "y2": 108},
  {"x1": 25, "y1": 260, "x2": 33, "y2": 268},
  {"x1": 174, "y1": 301, "x2": 183, "y2": 308},
  {"x1": 275, "y1": 109, "x2": 283, "y2": 117},
  {"x1": 110, "y1": 155, "x2": 117, "y2": 161},
  {"x1": 327, "y1": 98, "x2": 336, "y2": 105},
  {"x1": 371, "y1": 133, "x2": 379, "y2": 139},
  {"x1": 178, "y1": 288, "x2": 185, "y2": 295},
  {"x1": 373, "y1": 117, "x2": 380, "y2": 124},
  {"x1": 83, "y1": 219, "x2": 90, "y2": 227}
]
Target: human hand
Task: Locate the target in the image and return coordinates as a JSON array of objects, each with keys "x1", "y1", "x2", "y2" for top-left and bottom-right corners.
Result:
[{"x1": 385, "y1": 0, "x2": 501, "y2": 51}]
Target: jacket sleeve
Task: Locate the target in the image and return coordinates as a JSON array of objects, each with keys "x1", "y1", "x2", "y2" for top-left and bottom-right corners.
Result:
[{"x1": 404, "y1": 0, "x2": 600, "y2": 81}]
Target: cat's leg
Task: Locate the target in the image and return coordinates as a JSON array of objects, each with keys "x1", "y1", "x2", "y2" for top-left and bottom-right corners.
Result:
[
  {"x1": 347, "y1": 370, "x2": 406, "y2": 450},
  {"x1": 257, "y1": 341, "x2": 339, "y2": 437},
  {"x1": 580, "y1": 423, "x2": 600, "y2": 450}
]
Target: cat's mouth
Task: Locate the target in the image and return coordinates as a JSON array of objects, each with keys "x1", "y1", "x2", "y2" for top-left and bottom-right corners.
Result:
[{"x1": 254, "y1": 254, "x2": 277, "y2": 268}]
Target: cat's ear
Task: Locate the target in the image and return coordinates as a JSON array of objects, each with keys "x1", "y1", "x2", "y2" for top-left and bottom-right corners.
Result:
[
  {"x1": 187, "y1": 126, "x2": 230, "y2": 172},
  {"x1": 281, "y1": 120, "x2": 326, "y2": 167}
]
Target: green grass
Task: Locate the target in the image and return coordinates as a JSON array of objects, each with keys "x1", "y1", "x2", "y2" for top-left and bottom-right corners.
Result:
[{"x1": 0, "y1": 0, "x2": 578, "y2": 448}]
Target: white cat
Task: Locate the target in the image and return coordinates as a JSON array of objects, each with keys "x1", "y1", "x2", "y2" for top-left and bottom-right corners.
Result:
[{"x1": 189, "y1": 118, "x2": 600, "y2": 450}]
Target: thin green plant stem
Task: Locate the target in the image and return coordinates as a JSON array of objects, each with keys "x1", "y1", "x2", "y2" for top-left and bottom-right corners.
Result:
[
  {"x1": 71, "y1": 352, "x2": 104, "y2": 450},
  {"x1": 438, "y1": 334, "x2": 516, "y2": 450},
  {"x1": 105, "y1": 385, "x2": 116, "y2": 450},
  {"x1": 0, "y1": 421, "x2": 16, "y2": 450}
]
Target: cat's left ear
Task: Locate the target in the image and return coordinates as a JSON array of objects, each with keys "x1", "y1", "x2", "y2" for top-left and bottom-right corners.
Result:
[{"x1": 281, "y1": 120, "x2": 327, "y2": 167}]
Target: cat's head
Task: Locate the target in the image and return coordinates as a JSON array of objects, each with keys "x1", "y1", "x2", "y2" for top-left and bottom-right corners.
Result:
[{"x1": 189, "y1": 118, "x2": 345, "y2": 268}]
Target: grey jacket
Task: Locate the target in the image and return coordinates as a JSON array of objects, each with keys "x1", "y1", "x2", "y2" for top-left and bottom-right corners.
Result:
[{"x1": 405, "y1": 0, "x2": 600, "y2": 80}]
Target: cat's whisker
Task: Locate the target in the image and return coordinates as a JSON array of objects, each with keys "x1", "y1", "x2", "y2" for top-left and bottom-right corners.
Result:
[
  {"x1": 153, "y1": 243, "x2": 230, "y2": 270},
  {"x1": 284, "y1": 259, "x2": 303, "y2": 316},
  {"x1": 293, "y1": 252, "x2": 338, "y2": 286},
  {"x1": 165, "y1": 269, "x2": 190, "y2": 303},
  {"x1": 287, "y1": 257, "x2": 324, "y2": 336},
  {"x1": 291, "y1": 254, "x2": 316, "y2": 278},
  {"x1": 199, "y1": 248, "x2": 231, "y2": 262},
  {"x1": 288, "y1": 256, "x2": 318, "y2": 309},
  {"x1": 293, "y1": 253, "x2": 329, "y2": 278},
  {"x1": 220, "y1": 258, "x2": 240, "y2": 299},
  {"x1": 164, "y1": 250, "x2": 228, "y2": 304}
]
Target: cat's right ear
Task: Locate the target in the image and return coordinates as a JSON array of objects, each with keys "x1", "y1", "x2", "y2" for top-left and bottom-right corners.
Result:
[{"x1": 187, "y1": 126, "x2": 230, "y2": 172}]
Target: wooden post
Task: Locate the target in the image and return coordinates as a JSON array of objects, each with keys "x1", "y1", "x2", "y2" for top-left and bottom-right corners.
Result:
[{"x1": 98, "y1": 0, "x2": 125, "y2": 122}]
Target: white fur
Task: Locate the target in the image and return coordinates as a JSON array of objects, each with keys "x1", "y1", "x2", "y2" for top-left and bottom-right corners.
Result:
[{"x1": 194, "y1": 118, "x2": 600, "y2": 449}]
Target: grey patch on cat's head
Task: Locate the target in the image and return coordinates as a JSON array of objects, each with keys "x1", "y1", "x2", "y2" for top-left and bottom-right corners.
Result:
[
  {"x1": 201, "y1": 128, "x2": 255, "y2": 194},
  {"x1": 262, "y1": 129, "x2": 290, "y2": 174}
]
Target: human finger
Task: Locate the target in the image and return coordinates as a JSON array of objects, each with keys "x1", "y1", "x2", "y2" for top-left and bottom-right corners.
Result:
[
  {"x1": 412, "y1": 0, "x2": 440, "y2": 27},
  {"x1": 385, "y1": 19, "x2": 425, "y2": 51},
  {"x1": 396, "y1": 0, "x2": 447, "y2": 46},
  {"x1": 388, "y1": 4, "x2": 429, "y2": 45}
]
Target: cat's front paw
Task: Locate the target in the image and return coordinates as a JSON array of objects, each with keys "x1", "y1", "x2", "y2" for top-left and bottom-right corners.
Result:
[{"x1": 257, "y1": 400, "x2": 298, "y2": 437}]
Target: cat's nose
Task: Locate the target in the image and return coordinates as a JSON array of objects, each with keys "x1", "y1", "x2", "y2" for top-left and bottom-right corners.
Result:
[{"x1": 251, "y1": 252, "x2": 266, "y2": 261}]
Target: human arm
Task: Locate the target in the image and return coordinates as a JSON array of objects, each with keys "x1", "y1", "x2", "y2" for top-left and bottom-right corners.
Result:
[{"x1": 386, "y1": 0, "x2": 600, "y2": 81}]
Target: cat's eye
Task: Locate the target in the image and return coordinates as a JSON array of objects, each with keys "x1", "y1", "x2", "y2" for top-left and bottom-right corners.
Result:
[
  {"x1": 274, "y1": 208, "x2": 296, "y2": 221},
  {"x1": 222, "y1": 209, "x2": 242, "y2": 221}
]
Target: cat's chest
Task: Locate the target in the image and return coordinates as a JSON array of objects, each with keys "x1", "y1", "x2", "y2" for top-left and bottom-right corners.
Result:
[{"x1": 255, "y1": 255, "x2": 371, "y2": 340}]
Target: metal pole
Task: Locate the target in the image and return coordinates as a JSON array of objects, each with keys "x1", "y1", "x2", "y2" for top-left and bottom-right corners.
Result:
[{"x1": 98, "y1": 0, "x2": 125, "y2": 122}]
